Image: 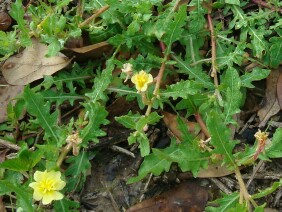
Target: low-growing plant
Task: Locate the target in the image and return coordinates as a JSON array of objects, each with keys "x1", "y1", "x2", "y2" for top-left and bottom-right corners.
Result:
[{"x1": 0, "y1": 0, "x2": 282, "y2": 211}]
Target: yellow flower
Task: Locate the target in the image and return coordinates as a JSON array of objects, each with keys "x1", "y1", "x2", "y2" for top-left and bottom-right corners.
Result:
[
  {"x1": 131, "y1": 70, "x2": 153, "y2": 92},
  {"x1": 29, "y1": 170, "x2": 66, "y2": 205}
]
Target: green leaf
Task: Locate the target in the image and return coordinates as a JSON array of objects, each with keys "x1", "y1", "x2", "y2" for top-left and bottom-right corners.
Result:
[
  {"x1": 0, "y1": 180, "x2": 33, "y2": 212},
  {"x1": 115, "y1": 112, "x2": 141, "y2": 129},
  {"x1": 254, "y1": 204, "x2": 266, "y2": 212},
  {"x1": 54, "y1": 198, "x2": 80, "y2": 212},
  {"x1": 163, "y1": 5, "x2": 187, "y2": 52},
  {"x1": 136, "y1": 112, "x2": 162, "y2": 132},
  {"x1": 248, "y1": 26, "x2": 267, "y2": 58},
  {"x1": 173, "y1": 55, "x2": 214, "y2": 89},
  {"x1": 0, "y1": 31, "x2": 18, "y2": 56},
  {"x1": 240, "y1": 68, "x2": 270, "y2": 88},
  {"x1": 230, "y1": 6, "x2": 248, "y2": 29},
  {"x1": 9, "y1": 0, "x2": 29, "y2": 35},
  {"x1": 265, "y1": 128, "x2": 282, "y2": 158},
  {"x1": 127, "y1": 143, "x2": 173, "y2": 183},
  {"x1": 138, "y1": 132, "x2": 150, "y2": 157},
  {"x1": 222, "y1": 67, "x2": 242, "y2": 124},
  {"x1": 161, "y1": 80, "x2": 202, "y2": 100},
  {"x1": 80, "y1": 102, "x2": 109, "y2": 143},
  {"x1": 187, "y1": 0, "x2": 207, "y2": 33},
  {"x1": 225, "y1": 0, "x2": 240, "y2": 6},
  {"x1": 205, "y1": 192, "x2": 239, "y2": 212},
  {"x1": 128, "y1": 137, "x2": 209, "y2": 183},
  {"x1": 85, "y1": 60, "x2": 114, "y2": 102},
  {"x1": 207, "y1": 111, "x2": 237, "y2": 168},
  {"x1": 23, "y1": 87, "x2": 60, "y2": 144},
  {"x1": 252, "y1": 179, "x2": 282, "y2": 199},
  {"x1": 65, "y1": 151, "x2": 91, "y2": 192},
  {"x1": 0, "y1": 148, "x2": 43, "y2": 172},
  {"x1": 269, "y1": 37, "x2": 282, "y2": 68}
]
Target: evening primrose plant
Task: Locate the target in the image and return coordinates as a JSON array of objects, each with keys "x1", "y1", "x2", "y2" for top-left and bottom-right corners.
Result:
[{"x1": 0, "y1": 0, "x2": 282, "y2": 211}]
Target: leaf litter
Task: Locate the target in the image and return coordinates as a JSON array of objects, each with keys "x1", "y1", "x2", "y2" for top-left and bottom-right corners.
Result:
[
  {"x1": 0, "y1": 0, "x2": 282, "y2": 211},
  {"x1": 2, "y1": 39, "x2": 71, "y2": 85}
]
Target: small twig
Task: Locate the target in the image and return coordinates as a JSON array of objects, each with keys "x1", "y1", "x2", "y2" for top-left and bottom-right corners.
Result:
[
  {"x1": 210, "y1": 178, "x2": 232, "y2": 194},
  {"x1": 79, "y1": 5, "x2": 110, "y2": 28},
  {"x1": 110, "y1": 145, "x2": 135, "y2": 158},
  {"x1": 0, "y1": 139, "x2": 20, "y2": 151},
  {"x1": 139, "y1": 173, "x2": 153, "y2": 202},
  {"x1": 246, "y1": 160, "x2": 264, "y2": 188}
]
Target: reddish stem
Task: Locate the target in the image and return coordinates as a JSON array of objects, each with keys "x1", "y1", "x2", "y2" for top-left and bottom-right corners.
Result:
[
  {"x1": 252, "y1": 0, "x2": 282, "y2": 13},
  {"x1": 194, "y1": 112, "x2": 210, "y2": 138}
]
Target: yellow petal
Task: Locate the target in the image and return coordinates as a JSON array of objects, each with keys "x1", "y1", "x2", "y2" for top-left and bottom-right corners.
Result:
[
  {"x1": 131, "y1": 74, "x2": 137, "y2": 84},
  {"x1": 41, "y1": 191, "x2": 64, "y2": 205},
  {"x1": 147, "y1": 74, "x2": 153, "y2": 83},
  {"x1": 46, "y1": 170, "x2": 61, "y2": 180},
  {"x1": 34, "y1": 170, "x2": 46, "y2": 182},
  {"x1": 33, "y1": 188, "x2": 44, "y2": 201},
  {"x1": 54, "y1": 180, "x2": 66, "y2": 190},
  {"x1": 29, "y1": 182, "x2": 39, "y2": 189}
]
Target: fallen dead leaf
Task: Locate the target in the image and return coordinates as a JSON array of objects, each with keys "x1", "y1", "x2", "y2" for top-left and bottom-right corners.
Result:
[
  {"x1": 258, "y1": 70, "x2": 281, "y2": 127},
  {"x1": 68, "y1": 41, "x2": 109, "y2": 53},
  {"x1": 0, "y1": 150, "x2": 8, "y2": 212},
  {"x1": 126, "y1": 182, "x2": 208, "y2": 212},
  {"x1": 162, "y1": 111, "x2": 200, "y2": 140},
  {"x1": 2, "y1": 39, "x2": 71, "y2": 85},
  {"x1": 0, "y1": 78, "x2": 24, "y2": 123},
  {"x1": 197, "y1": 163, "x2": 234, "y2": 178},
  {"x1": 276, "y1": 71, "x2": 282, "y2": 109}
]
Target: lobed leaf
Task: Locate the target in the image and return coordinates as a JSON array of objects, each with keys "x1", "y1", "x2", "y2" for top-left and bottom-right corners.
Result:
[
  {"x1": 240, "y1": 68, "x2": 270, "y2": 88},
  {"x1": 207, "y1": 111, "x2": 237, "y2": 168},
  {"x1": 85, "y1": 60, "x2": 114, "y2": 103},
  {"x1": 221, "y1": 67, "x2": 242, "y2": 124},
  {"x1": 23, "y1": 87, "x2": 60, "y2": 144},
  {"x1": 160, "y1": 80, "x2": 203, "y2": 100}
]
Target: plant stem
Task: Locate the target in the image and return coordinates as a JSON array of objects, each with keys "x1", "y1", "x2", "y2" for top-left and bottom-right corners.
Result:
[
  {"x1": 57, "y1": 143, "x2": 72, "y2": 167},
  {"x1": 234, "y1": 167, "x2": 258, "y2": 208},
  {"x1": 207, "y1": 13, "x2": 222, "y2": 103},
  {"x1": 194, "y1": 112, "x2": 210, "y2": 138},
  {"x1": 145, "y1": 43, "x2": 167, "y2": 117},
  {"x1": 252, "y1": 0, "x2": 282, "y2": 13}
]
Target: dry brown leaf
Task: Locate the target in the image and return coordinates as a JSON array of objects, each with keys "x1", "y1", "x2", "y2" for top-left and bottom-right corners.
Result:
[
  {"x1": 0, "y1": 78, "x2": 24, "y2": 123},
  {"x1": 162, "y1": 111, "x2": 200, "y2": 140},
  {"x1": 2, "y1": 39, "x2": 71, "y2": 85},
  {"x1": 276, "y1": 71, "x2": 282, "y2": 109},
  {"x1": 126, "y1": 182, "x2": 208, "y2": 212},
  {"x1": 68, "y1": 41, "x2": 109, "y2": 53},
  {"x1": 197, "y1": 163, "x2": 234, "y2": 178},
  {"x1": 258, "y1": 70, "x2": 281, "y2": 127}
]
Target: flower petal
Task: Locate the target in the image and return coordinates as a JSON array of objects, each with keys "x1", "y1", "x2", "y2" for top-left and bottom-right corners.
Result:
[
  {"x1": 41, "y1": 191, "x2": 64, "y2": 205},
  {"x1": 54, "y1": 180, "x2": 66, "y2": 190},
  {"x1": 33, "y1": 188, "x2": 44, "y2": 201},
  {"x1": 29, "y1": 182, "x2": 38, "y2": 189},
  {"x1": 34, "y1": 171, "x2": 45, "y2": 182},
  {"x1": 46, "y1": 171, "x2": 61, "y2": 180},
  {"x1": 131, "y1": 74, "x2": 137, "y2": 84}
]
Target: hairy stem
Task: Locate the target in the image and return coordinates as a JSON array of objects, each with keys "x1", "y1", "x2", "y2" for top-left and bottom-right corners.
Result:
[
  {"x1": 57, "y1": 143, "x2": 72, "y2": 167},
  {"x1": 234, "y1": 167, "x2": 258, "y2": 209},
  {"x1": 194, "y1": 112, "x2": 210, "y2": 138},
  {"x1": 207, "y1": 13, "x2": 222, "y2": 103}
]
